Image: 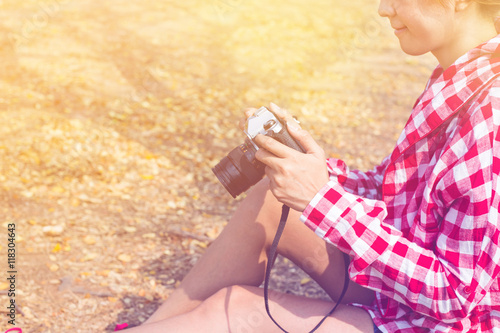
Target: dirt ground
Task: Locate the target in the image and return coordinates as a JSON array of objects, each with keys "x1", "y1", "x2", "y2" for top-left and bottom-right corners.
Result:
[{"x1": 0, "y1": 0, "x2": 436, "y2": 331}]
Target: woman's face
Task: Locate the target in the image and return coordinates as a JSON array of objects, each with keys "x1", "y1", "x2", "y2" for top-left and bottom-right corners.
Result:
[{"x1": 378, "y1": 0, "x2": 456, "y2": 57}]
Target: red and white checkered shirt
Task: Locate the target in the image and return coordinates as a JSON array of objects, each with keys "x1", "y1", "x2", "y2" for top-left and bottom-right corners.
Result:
[{"x1": 300, "y1": 36, "x2": 500, "y2": 332}]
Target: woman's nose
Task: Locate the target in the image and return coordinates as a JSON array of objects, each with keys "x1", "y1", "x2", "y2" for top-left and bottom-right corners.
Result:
[{"x1": 378, "y1": 0, "x2": 395, "y2": 18}]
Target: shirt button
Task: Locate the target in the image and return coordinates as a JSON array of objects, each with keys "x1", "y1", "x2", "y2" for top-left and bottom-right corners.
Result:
[{"x1": 463, "y1": 286, "x2": 471, "y2": 294}]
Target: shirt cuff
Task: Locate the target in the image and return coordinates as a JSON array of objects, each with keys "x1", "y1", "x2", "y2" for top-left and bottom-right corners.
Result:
[
  {"x1": 300, "y1": 179, "x2": 389, "y2": 268},
  {"x1": 300, "y1": 179, "x2": 357, "y2": 242}
]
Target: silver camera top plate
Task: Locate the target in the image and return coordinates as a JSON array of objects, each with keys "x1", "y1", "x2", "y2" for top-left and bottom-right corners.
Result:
[{"x1": 244, "y1": 107, "x2": 284, "y2": 141}]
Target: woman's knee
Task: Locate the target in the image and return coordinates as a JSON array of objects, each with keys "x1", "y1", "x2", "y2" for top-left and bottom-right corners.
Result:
[
  {"x1": 193, "y1": 286, "x2": 266, "y2": 331},
  {"x1": 230, "y1": 178, "x2": 284, "y2": 232},
  {"x1": 198, "y1": 285, "x2": 255, "y2": 312}
]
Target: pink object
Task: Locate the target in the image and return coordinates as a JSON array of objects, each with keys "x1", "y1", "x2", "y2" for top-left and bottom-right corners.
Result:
[{"x1": 114, "y1": 323, "x2": 129, "y2": 331}]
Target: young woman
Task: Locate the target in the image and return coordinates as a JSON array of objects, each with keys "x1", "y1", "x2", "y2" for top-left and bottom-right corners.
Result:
[{"x1": 118, "y1": 0, "x2": 500, "y2": 331}]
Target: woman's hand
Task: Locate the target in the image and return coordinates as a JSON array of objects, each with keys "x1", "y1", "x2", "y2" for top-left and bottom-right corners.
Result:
[{"x1": 253, "y1": 103, "x2": 329, "y2": 212}]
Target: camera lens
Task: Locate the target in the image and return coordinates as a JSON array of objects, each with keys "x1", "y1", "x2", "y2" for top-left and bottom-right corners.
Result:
[{"x1": 212, "y1": 141, "x2": 265, "y2": 198}]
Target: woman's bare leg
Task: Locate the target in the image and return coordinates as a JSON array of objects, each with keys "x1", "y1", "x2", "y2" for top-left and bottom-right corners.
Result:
[
  {"x1": 128, "y1": 286, "x2": 375, "y2": 333},
  {"x1": 144, "y1": 178, "x2": 374, "y2": 324}
]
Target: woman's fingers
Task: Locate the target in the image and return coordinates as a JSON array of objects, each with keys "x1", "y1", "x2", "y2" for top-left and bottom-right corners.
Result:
[
  {"x1": 238, "y1": 107, "x2": 259, "y2": 130},
  {"x1": 269, "y1": 103, "x2": 301, "y2": 129},
  {"x1": 244, "y1": 108, "x2": 258, "y2": 118}
]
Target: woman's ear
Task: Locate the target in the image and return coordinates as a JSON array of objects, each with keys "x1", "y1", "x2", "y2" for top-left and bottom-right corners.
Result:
[
  {"x1": 495, "y1": 16, "x2": 500, "y2": 33},
  {"x1": 454, "y1": 0, "x2": 474, "y2": 12}
]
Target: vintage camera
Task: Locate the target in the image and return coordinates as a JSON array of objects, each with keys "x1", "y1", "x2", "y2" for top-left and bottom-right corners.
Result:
[{"x1": 212, "y1": 107, "x2": 305, "y2": 198}]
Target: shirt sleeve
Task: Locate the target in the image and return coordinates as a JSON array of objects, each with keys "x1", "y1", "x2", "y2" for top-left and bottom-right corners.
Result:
[
  {"x1": 326, "y1": 156, "x2": 390, "y2": 200},
  {"x1": 301, "y1": 96, "x2": 500, "y2": 323}
]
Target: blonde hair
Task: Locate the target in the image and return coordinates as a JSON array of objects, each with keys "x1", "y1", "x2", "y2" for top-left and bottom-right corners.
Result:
[
  {"x1": 476, "y1": 1, "x2": 500, "y2": 18},
  {"x1": 438, "y1": 0, "x2": 500, "y2": 17},
  {"x1": 438, "y1": 0, "x2": 500, "y2": 14}
]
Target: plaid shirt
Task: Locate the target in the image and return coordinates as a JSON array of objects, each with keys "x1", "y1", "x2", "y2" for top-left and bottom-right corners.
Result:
[{"x1": 300, "y1": 36, "x2": 500, "y2": 332}]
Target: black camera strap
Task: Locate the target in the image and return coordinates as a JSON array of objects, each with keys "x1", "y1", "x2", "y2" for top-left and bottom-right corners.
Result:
[{"x1": 263, "y1": 204, "x2": 350, "y2": 333}]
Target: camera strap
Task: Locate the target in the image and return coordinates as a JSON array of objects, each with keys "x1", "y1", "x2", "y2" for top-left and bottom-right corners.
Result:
[{"x1": 263, "y1": 204, "x2": 350, "y2": 333}]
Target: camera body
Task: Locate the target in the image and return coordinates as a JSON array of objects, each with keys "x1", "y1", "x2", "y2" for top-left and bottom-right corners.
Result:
[{"x1": 212, "y1": 107, "x2": 305, "y2": 198}]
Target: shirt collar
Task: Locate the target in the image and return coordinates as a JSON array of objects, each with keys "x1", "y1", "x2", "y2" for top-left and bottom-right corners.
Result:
[{"x1": 389, "y1": 35, "x2": 500, "y2": 162}]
